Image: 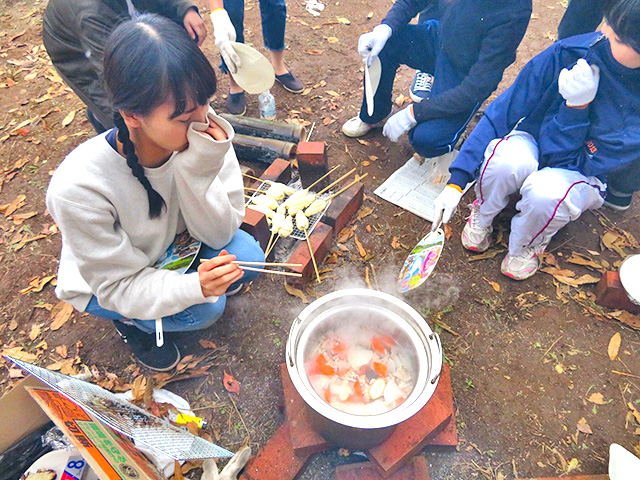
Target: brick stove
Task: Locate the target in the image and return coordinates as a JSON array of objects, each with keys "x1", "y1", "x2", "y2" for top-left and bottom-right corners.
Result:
[{"x1": 239, "y1": 364, "x2": 458, "y2": 480}]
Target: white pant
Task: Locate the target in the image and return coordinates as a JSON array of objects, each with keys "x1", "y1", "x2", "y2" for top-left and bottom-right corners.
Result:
[{"x1": 474, "y1": 131, "x2": 605, "y2": 256}]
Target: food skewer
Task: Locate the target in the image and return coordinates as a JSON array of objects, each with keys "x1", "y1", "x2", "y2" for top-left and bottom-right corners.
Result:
[
  {"x1": 316, "y1": 168, "x2": 357, "y2": 195},
  {"x1": 326, "y1": 173, "x2": 368, "y2": 201},
  {"x1": 238, "y1": 265, "x2": 302, "y2": 277},
  {"x1": 264, "y1": 230, "x2": 276, "y2": 257},
  {"x1": 303, "y1": 227, "x2": 321, "y2": 283},
  {"x1": 306, "y1": 165, "x2": 340, "y2": 191},
  {"x1": 265, "y1": 234, "x2": 280, "y2": 258},
  {"x1": 242, "y1": 172, "x2": 263, "y2": 182}
]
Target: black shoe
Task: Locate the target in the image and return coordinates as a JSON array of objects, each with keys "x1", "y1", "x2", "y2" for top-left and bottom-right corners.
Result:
[
  {"x1": 113, "y1": 321, "x2": 181, "y2": 371},
  {"x1": 226, "y1": 92, "x2": 247, "y2": 115},
  {"x1": 275, "y1": 72, "x2": 304, "y2": 93},
  {"x1": 603, "y1": 189, "x2": 633, "y2": 211}
]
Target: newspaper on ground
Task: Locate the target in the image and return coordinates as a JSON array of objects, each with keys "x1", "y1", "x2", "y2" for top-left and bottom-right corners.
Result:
[{"x1": 374, "y1": 151, "x2": 471, "y2": 223}]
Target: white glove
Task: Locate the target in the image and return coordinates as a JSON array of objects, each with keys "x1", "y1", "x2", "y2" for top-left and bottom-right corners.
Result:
[
  {"x1": 358, "y1": 24, "x2": 392, "y2": 66},
  {"x1": 433, "y1": 185, "x2": 463, "y2": 224},
  {"x1": 558, "y1": 58, "x2": 600, "y2": 107},
  {"x1": 210, "y1": 9, "x2": 241, "y2": 74},
  {"x1": 202, "y1": 447, "x2": 251, "y2": 480},
  {"x1": 383, "y1": 105, "x2": 417, "y2": 142}
]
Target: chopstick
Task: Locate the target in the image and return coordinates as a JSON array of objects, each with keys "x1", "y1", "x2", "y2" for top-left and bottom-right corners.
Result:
[
  {"x1": 238, "y1": 265, "x2": 302, "y2": 277},
  {"x1": 326, "y1": 173, "x2": 368, "y2": 201},
  {"x1": 242, "y1": 172, "x2": 265, "y2": 182},
  {"x1": 199, "y1": 259, "x2": 302, "y2": 268},
  {"x1": 316, "y1": 168, "x2": 357, "y2": 195}
]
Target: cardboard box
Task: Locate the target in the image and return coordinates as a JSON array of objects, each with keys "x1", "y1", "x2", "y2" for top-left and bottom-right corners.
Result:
[{"x1": 0, "y1": 378, "x2": 164, "y2": 480}]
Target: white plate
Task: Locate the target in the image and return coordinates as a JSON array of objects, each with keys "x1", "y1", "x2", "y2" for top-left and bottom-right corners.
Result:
[
  {"x1": 619, "y1": 254, "x2": 640, "y2": 304},
  {"x1": 230, "y1": 42, "x2": 275, "y2": 94},
  {"x1": 24, "y1": 448, "x2": 100, "y2": 480}
]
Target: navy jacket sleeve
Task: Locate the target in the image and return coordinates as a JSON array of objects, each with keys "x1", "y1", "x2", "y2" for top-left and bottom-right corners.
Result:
[
  {"x1": 414, "y1": 11, "x2": 530, "y2": 122},
  {"x1": 448, "y1": 44, "x2": 562, "y2": 188},
  {"x1": 382, "y1": 0, "x2": 433, "y2": 33}
]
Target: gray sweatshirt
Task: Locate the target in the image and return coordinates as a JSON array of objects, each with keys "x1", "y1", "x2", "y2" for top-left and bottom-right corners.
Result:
[{"x1": 46, "y1": 109, "x2": 245, "y2": 320}]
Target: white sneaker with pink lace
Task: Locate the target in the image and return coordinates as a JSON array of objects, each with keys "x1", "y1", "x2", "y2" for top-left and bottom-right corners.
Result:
[
  {"x1": 461, "y1": 200, "x2": 493, "y2": 253},
  {"x1": 500, "y1": 244, "x2": 548, "y2": 280}
]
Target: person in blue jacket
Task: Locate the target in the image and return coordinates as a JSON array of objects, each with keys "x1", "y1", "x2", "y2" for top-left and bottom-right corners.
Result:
[
  {"x1": 433, "y1": 0, "x2": 640, "y2": 281},
  {"x1": 341, "y1": 0, "x2": 532, "y2": 160}
]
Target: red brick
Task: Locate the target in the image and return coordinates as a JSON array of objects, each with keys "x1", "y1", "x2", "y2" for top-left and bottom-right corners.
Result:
[
  {"x1": 280, "y1": 364, "x2": 332, "y2": 456},
  {"x1": 335, "y1": 457, "x2": 431, "y2": 480},
  {"x1": 424, "y1": 365, "x2": 457, "y2": 447},
  {"x1": 255, "y1": 157, "x2": 292, "y2": 187},
  {"x1": 285, "y1": 222, "x2": 333, "y2": 286},
  {"x1": 595, "y1": 271, "x2": 640, "y2": 314},
  {"x1": 297, "y1": 142, "x2": 329, "y2": 189},
  {"x1": 239, "y1": 423, "x2": 311, "y2": 480},
  {"x1": 323, "y1": 182, "x2": 364, "y2": 235},
  {"x1": 367, "y1": 364, "x2": 454, "y2": 477},
  {"x1": 517, "y1": 476, "x2": 608, "y2": 480},
  {"x1": 241, "y1": 208, "x2": 270, "y2": 252}
]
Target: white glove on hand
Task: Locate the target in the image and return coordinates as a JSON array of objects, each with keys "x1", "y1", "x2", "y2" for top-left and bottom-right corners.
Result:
[
  {"x1": 383, "y1": 105, "x2": 417, "y2": 142},
  {"x1": 210, "y1": 9, "x2": 241, "y2": 74},
  {"x1": 558, "y1": 58, "x2": 600, "y2": 107},
  {"x1": 358, "y1": 24, "x2": 392, "y2": 66},
  {"x1": 433, "y1": 185, "x2": 463, "y2": 224}
]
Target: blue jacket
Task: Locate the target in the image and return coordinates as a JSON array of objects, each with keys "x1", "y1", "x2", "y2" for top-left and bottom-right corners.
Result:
[
  {"x1": 382, "y1": 0, "x2": 531, "y2": 122},
  {"x1": 449, "y1": 33, "x2": 640, "y2": 189}
]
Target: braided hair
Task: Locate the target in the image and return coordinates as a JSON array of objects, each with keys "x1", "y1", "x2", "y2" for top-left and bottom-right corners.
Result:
[{"x1": 103, "y1": 14, "x2": 217, "y2": 219}]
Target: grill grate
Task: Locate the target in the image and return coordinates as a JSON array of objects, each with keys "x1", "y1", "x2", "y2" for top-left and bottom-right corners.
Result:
[
  {"x1": 6, "y1": 356, "x2": 233, "y2": 460},
  {"x1": 246, "y1": 179, "x2": 331, "y2": 240}
]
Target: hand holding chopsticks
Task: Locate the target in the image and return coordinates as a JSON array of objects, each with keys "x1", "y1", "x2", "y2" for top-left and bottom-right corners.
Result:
[{"x1": 199, "y1": 257, "x2": 303, "y2": 278}]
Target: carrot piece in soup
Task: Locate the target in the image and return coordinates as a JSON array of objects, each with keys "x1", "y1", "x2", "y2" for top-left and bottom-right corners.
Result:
[
  {"x1": 332, "y1": 341, "x2": 347, "y2": 354},
  {"x1": 371, "y1": 337, "x2": 386, "y2": 354},
  {"x1": 380, "y1": 335, "x2": 396, "y2": 346},
  {"x1": 324, "y1": 388, "x2": 331, "y2": 403},
  {"x1": 316, "y1": 353, "x2": 336, "y2": 375},
  {"x1": 373, "y1": 362, "x2": 388, "y2": 377},
  {"x1": 353, "y1": 381, "x2": 364, "y2": 397}
]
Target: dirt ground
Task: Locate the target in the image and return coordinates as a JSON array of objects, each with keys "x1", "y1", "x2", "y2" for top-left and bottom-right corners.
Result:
[{"x1": 1, "y1": 1, "x2": 639, "y2": 479}]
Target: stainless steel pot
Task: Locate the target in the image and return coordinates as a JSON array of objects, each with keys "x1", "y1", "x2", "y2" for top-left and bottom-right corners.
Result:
[{"x1": 286, "y1": 289, "x2": 442, "y2": 449}]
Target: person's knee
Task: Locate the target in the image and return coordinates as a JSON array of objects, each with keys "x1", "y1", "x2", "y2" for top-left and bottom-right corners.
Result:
[
  {"x1": 409, "y1": 126, "x2": 454, "y2": 158},
  {"x1": 185, "y1": 299, "x2": 227, "y2": 331},
  {"x1": 482, "y1": 136, "x2": 538, "y2": 180},
  {"x1": 235, "y1": 230, "x2": 265, "y2": 263},
  {"x1": 520, "y1": 170, "x2": 569, "y2": 211}
]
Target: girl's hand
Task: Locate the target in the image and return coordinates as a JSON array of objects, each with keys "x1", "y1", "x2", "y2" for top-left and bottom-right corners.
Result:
[
  {"x1": 198, "y1": 249, "x2": 243, "y2": 297},
  {"x1": 203, "y1": 119, "x2": 229, "y2": 141},
  {"x1": 183, "y1": 9, "x2": 207, "y2": 46}
]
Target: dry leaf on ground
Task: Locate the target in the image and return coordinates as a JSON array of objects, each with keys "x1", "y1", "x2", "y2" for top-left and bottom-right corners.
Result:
[
  {"x1": 608, "y1": 332, "x2": 621, "y2": 360},
  {"x1": 354, "y1": 235, "x2": 367, "y2": 257},
  {"x1": 28, "y1": 324, "x2": 41, "y2": 341},
  {"x1": 483, "y1": 277, "x2": 501, "y2": 292},
  {"x1": 468, "y1": 249, "x2": 505, "y2": 262},
  {"x1": 284, "y1": 281, "x2": 309, "y2": 303},
  {"x1": 50, "y1": 301, "x2": 73, "y2": 330},
  {"x1": 9, "y1": 319, "x2": 18, "y2": 330},
  {"x1": 223, "y1": 371, "x2": 240, "y2": 393},
  {"x1": 2, "y1": 346, "x2": 36, "y2": 362},
  {"x1": 198, "y1": 339, "x2": 217, "y2": 349},
  {"x1": 587, "y1": 392, "x2": 607, "y2": 405},
  {"x1": 577, "y1": 417, "x2": 593, "y2": 434}
]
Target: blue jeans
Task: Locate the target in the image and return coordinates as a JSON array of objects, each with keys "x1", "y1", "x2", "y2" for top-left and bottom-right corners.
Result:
[
  {"x1": 220, "y1": 0, "x2": 286, "y2": 73},
  {"x1": 85, "y1": 230, "x2": 264, "y2": 333},
  {"x1": 359, "y1": 21, "x2": 480, "y2": 158},
  {"x1": 557, "y1": 0, "x2": 605, "y2": 40}
]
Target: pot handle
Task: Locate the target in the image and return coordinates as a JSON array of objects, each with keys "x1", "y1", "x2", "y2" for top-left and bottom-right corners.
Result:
[
  {"x1": 286, "y1": 316, "x2": 303, "y2": 368},
  {"x1": 428, "y1": 331, "x2": 442, "y2": 385}
]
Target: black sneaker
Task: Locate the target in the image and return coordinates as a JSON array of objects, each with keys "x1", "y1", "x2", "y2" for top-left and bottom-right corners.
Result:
[
  {"x1": 113, "y1": 321, "x2": 181, "y2": 371},
  {"x1": 275, "y1": 72, "x2": 304, "y2": 93},
  {"x1": 226, "y1": 92, "x2": 247, "y2": 115},
  {"x1": 603, "y1": 189, "x2": 633, "y2": 211},
  {"x1": 409, "y1": 71, "x2": 434, "y2": 103}
]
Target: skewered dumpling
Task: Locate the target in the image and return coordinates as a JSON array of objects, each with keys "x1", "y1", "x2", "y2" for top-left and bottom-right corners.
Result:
[
  {"x1": 288, "y1": 192, "x2": 316, "y2": 215},
  {"x1": 304, "y1": 198, "x2": 327, "y2": 216},
  {"x1": 252, "y1": 194, "x2": 278, "y2": 210},
  {"x1": 247, "y1": 204, "x2": 274, "y2": 219},
  {"x1": 295, "y1": 210, "x2": 309, "y2": 231},
  {"x1": 271, "y1": 211, "x2": 286, "y2": 233},
  {"x1": 278, "y1": 215, "x2": 294, "y2": 237},
  {"x1": 269, "y1": 182, "x2": 296, "y2": 196},
  {"x1": 276, "y1": 204, "x2": 287, "y2": 215},
  {"x1": 264, "y1": 184, "x2": 286, "y2": 201}
]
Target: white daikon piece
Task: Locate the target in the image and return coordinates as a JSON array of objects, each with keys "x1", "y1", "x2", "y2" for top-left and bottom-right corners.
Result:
[
  {"x1": 369, "y1": 378, "x2": 386, "y2": 400},
  {"x1": 347, "y1": 346, "x2": 373, "y2": 370},
  {"x1": 309, "y1": 374, "x2": 330, "y2": 394},
  {"x1": 383, "y1": 379, "x2": 403, "y2": 405},
  {"x1": 364, "y1": 400, "x2": 389, "y2": 415},
  {"x1": 295, "y1": 210, "x2": 309, "y2": 231}
]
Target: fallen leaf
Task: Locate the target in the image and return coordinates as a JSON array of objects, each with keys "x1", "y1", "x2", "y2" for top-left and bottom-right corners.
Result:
[
  {"x1": 468, "y1": 249, "x2": 506, "y2": 262},
  {"x1": 303, "y1": 49, "x2": 323, "y2": 56},
  {"x1": 50, "y1": 301, "x2": 74, "y2": 330},
  {"x1": 336, "y1": 17, "x2": 351, "y2": 25},
  {"x1": 566, "y1": 252, "x2": 605, "y2": 270},
  {"x1": 1, "y1": 194, "x2": 26, "y2": 216},
  {"x1": 56, "y1": 345, "x2": 68, "y2": 358},
  {"x1": 608, "y1": 311, "x2": 640, "y2": 331},
  {"x1": 354, "y1": 235, "x2": 367, "y2": 257},
  {"x1": 8, "y1": 368, "x2": 24, "y2": 379},
  {"x1": 1, "y1": 346, "x2": 36, "y2": 362},
  {"x1": 391, "y1": 237, "x2": 400, "y2": 250},
  {"x1": 587, "y1": 392, "x2": 606, "y2": 405},
  {"x1": 28, "y1": 324, "x2": 41, "y2": 341},
  {"x1": 19, "y1": 274, "x2": 56, "y2": 294},
  {"x1": 322, "y1": 117, "x2": 335, "y2": 125},
  {"x1": 357, "y1": 206, "x2": 374, "y2": 221},
  {"x1": 325, "y1": 90, "x2": 340, "y2": 97},
  {"x1": 284, "y1": 281, "x2": 309, "y2": 303},
  {"x1": 608, "y1": 332, "x2": 621, "y2": 361},
  {"x1": 9, "y1": 30, "x2": 26, "y2": 42},
  {"x1": 483, "y1": 277, "x2": 501, "y2": 292},
  {"x1": 9, "y1": 319, "x2": 18, "y2": 331},
  {"x1": 577, "y1": 417, "x2": 593, "y2": 434},
  {"x1": 443, "y1": 223, "x2": 452, "y2": 240},
  {"x1": 223, "y1": 371, "x2": 240, "y2": 393},
  {"x1": 566, "y1": 458, "x2": 579, "y2": 474},
  {"x1": 325, "y1": 36, "x2": 339, "y2": 43},
  {"x1": 61, "y1": 110, "x2": 76, "y2": 127},
  {"x1": 198, "y1": 339, "x2": 218, "y2": 349}
]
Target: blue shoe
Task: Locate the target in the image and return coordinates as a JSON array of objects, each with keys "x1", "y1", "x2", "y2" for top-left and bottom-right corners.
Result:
[
  {"x1": 410, "y1": 71, "x2": 434, "y2": 103},
  {"x1": 275, "y1": 72, "x2": 304, "y2": 94}
]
